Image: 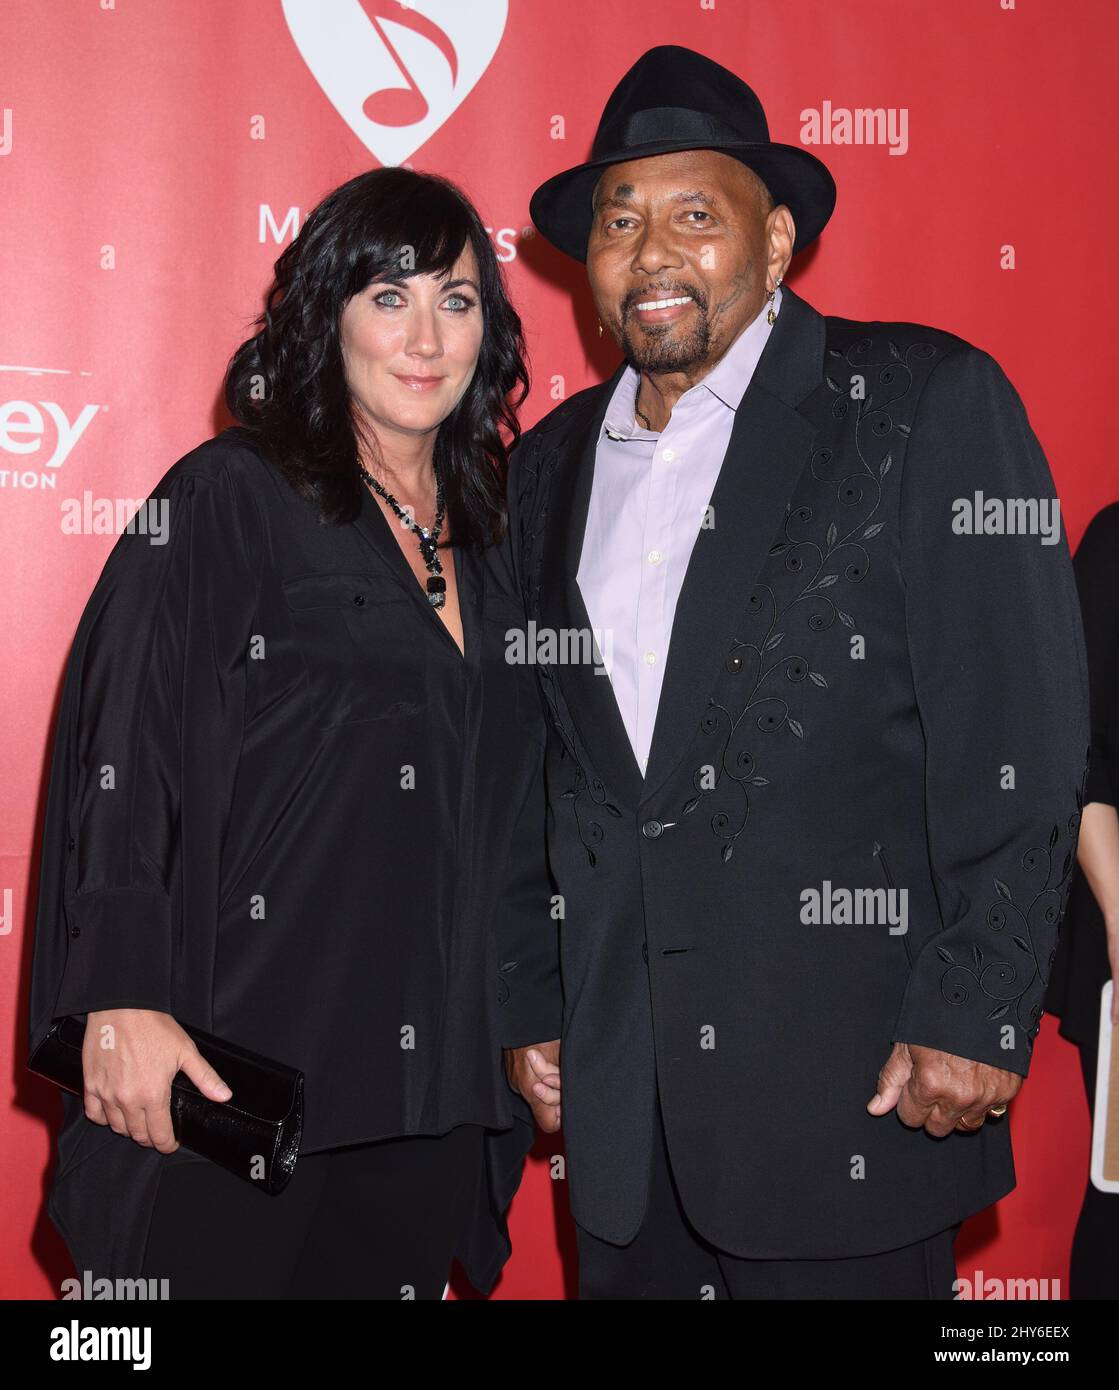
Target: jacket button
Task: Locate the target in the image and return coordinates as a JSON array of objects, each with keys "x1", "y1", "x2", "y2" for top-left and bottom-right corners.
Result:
[
  {"x1": 353, "y1": 593, "x2": 366, "y2": 607},
  {"x1": 641, "y1": 942, "x2": 649, "y2": 963},
  {"x1": 70, "y1": 926, "x2": 81, "y2": 938},
  {"x1": 642, "y1": 819, "x2": 663, "y2": 839}
]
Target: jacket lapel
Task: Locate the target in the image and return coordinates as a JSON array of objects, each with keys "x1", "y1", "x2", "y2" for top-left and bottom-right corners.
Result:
[
  {"x1": 641, "y1": 284, "x2": 827, "y2": 803},
  {"x1": 538, "y1": 361, "x2": 647, "y2": 809}
]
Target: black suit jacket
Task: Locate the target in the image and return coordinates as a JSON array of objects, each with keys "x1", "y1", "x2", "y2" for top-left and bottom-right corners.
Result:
[{"x1": 502, "y1": 285, "x2": 1091, "y2": 1258}]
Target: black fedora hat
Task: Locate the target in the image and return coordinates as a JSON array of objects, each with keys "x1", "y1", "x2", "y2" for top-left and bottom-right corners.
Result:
[{"x1": 530, "y1": 45, "x2": 836, "y2": 262}]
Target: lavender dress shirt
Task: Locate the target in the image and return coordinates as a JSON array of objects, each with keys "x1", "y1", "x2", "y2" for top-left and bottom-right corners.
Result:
[{"x1": 577, "y1": 286, "x2": 782, "y2": 774}]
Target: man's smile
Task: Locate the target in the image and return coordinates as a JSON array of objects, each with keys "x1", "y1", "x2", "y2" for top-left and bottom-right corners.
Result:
[{"x1": 629, "y1": 293, "x2": 696, "y2": 325}]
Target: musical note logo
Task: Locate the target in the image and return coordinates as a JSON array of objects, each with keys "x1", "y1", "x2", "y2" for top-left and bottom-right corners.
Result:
[
  {"x1": 360, "y1": 0, "x2": 458, "y2": 127},
  {"x1": 282, "y1": 0, "x2": 508, "y2": 167}
]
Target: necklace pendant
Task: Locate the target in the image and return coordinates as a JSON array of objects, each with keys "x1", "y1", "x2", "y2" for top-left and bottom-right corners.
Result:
[{"x1": 426, "y1": 574, "x2": 447, "y2": 608}]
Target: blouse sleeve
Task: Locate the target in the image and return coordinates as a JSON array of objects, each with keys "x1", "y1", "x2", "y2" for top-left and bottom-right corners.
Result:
[
  {"x1": 29, "y1": 445, "x2": 264, "y2": 1044},
  {"x1": 494, "y1": 746, "x2": 563, "y2": 1048},
  {"x1": 490, "y1": 438, "x2": 564, "y2": 1048}
]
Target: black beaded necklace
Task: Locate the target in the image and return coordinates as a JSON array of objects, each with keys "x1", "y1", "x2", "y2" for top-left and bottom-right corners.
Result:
[{"x1": 358, "y1": 463, "x2": 448, "y2": 608}]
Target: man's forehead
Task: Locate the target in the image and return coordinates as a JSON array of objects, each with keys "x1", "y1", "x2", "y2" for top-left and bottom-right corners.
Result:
[
  {"x1": 595, "y1": 183, "x2": 720, "y2": 211},
  {"x1": 593, "y1": 152, "x2": 747, "y2": 205}
]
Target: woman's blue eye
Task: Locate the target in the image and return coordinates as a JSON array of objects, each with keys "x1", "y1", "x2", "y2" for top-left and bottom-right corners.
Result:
[{"x1": 372, "y1": 289, "x2": 475, "y2": 311}]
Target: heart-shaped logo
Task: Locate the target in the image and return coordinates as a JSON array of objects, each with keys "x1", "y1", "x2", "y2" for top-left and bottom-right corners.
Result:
[{"x1": 282, "y1": 0, "x2": 508, "y2": 167}]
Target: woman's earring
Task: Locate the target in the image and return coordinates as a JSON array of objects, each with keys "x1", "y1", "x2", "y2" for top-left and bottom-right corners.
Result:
[
  {"x1": 597, "y1": 319, "x2": 604, "y2": 338},
  {"x1": 766, "y1": 276, "x2": 783, "y2": 326}
]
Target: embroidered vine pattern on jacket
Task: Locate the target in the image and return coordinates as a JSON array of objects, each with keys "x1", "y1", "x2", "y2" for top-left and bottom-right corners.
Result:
[
  {"x1": 520, "y1": 433, "x2": 620, "y2": 867},
  {"x1": 936, "y1": 754, "x2": 1090, "y2": 1053},
  {"x1": 681, "y1": 338, "x2": 939, "y2": 861}
]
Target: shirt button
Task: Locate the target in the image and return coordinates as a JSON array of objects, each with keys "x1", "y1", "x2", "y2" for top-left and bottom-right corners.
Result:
[
  {"x1": 647, "y1": 549, "x2": 663, "y2": 565},
  {"x1": 641, "y1": 942, "x2": 649, "y2": 963},
  {"x1": 662, "y1": 448, "x2": 676, "y2": 461},
  {"x1": 642, "y1": 819, "x2": 663, "y2": 839},
  {"x1": 643, "y1": 650, "x2": 657, "y2": 666}
]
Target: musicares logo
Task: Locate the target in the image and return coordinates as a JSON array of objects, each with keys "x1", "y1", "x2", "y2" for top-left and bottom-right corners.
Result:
[{"x1": 282, "y1": 0, "x2": 509, "y2": 166}]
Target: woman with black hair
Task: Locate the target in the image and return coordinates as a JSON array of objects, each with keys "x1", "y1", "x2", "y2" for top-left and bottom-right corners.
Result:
[{"x1": 27, "y1": 167, "x2": 563, "y2": 1299}]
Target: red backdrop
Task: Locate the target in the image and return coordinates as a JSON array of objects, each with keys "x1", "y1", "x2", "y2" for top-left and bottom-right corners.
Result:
[{"x1": 2, "y1": 0, "x2": 1115, "y2": 1301}]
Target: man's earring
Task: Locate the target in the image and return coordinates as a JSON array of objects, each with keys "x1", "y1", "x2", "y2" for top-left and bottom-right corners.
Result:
[{"x1": 766, "y1": 275, "x2": 783, "y2": 326}]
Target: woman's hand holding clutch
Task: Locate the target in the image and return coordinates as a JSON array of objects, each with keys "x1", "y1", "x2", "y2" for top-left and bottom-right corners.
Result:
[{"x1": 81, "y1": 1009, "x2": 233, "y2": 1153}]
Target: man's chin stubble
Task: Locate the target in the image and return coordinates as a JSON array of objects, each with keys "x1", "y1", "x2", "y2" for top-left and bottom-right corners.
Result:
[{"x1": 621, "y1": 321, "x2": 711, "y2": 373}]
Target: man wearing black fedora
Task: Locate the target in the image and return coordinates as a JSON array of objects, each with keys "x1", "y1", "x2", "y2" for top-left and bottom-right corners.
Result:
[{"x1": 500, "y1": 45, "x2": 1089, "y2": 1298}]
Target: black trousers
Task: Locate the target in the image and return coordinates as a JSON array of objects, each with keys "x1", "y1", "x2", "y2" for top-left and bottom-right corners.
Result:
[
  {"x1": 1070, "y1": 1035, "x2": 1119, "y2": 1298},
  {"x1": 576, "y1": 1095, "x2": 959, "y2": 1299},
  {"x1": 140, "y1": 1124, "x2": 484, "y2": 1299}
]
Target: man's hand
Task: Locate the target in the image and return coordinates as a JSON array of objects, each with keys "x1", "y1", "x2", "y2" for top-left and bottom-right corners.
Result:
[
  {"x1": 503, "y1": 1039, "x2": 561, "y2": 1133},
  {"x1": 867, "y1": 1042, "x2": 1022, "y2": 1137}
]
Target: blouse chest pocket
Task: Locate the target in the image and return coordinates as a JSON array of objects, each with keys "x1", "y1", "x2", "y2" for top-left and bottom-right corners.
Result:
[{"x1": 282, "y1": 571, "x2": 429, "y2": 728}]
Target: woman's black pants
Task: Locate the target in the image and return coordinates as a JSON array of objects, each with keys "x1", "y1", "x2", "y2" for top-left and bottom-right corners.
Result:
[{"x1": 140, "y1": 1124, "x2": 484, "y2": 1299}]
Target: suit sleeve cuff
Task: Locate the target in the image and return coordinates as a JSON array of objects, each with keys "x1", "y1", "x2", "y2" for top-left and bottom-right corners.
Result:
[{"x1": 891, "y1": 952, "x2": 1036, "y2": 1079}]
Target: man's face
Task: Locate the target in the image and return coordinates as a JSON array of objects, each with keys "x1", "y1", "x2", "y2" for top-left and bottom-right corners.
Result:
[{"x1": 585, "y1": 149, "x2": 784, "y2": 374}]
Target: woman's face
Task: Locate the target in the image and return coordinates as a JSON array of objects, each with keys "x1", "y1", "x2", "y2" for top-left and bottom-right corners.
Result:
[{"x1": 340, "y1": 244, "x2": 484, "y2": 445}]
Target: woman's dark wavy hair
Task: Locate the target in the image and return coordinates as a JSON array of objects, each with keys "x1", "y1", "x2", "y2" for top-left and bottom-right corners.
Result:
[{"x1": 224, "y1": 166, "x2": 528, "y2": 545}]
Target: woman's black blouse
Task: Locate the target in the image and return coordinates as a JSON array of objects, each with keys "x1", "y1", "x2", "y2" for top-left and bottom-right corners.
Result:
[
  {"x1": 1048, "y1": 502, "x2": 1119, "y2": 1045},
  {"x1": 28, "y1": 429, "x2": 563, "y2": 1284}
]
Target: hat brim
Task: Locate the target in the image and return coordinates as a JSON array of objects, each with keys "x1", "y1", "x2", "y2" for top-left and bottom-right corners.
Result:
[{"x1": 529, "y1": 139, "x2": 836, "y2": 261}]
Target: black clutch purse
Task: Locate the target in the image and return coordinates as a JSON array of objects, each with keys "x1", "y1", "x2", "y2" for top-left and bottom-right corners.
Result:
[{"x1": 29, "y1": 1015, "x2": 304, "y2": 1195}]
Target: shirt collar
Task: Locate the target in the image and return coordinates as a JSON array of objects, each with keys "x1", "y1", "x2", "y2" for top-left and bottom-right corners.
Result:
[{"x1": 602, "y1": 284, "x2": 782, "y2": 441}]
